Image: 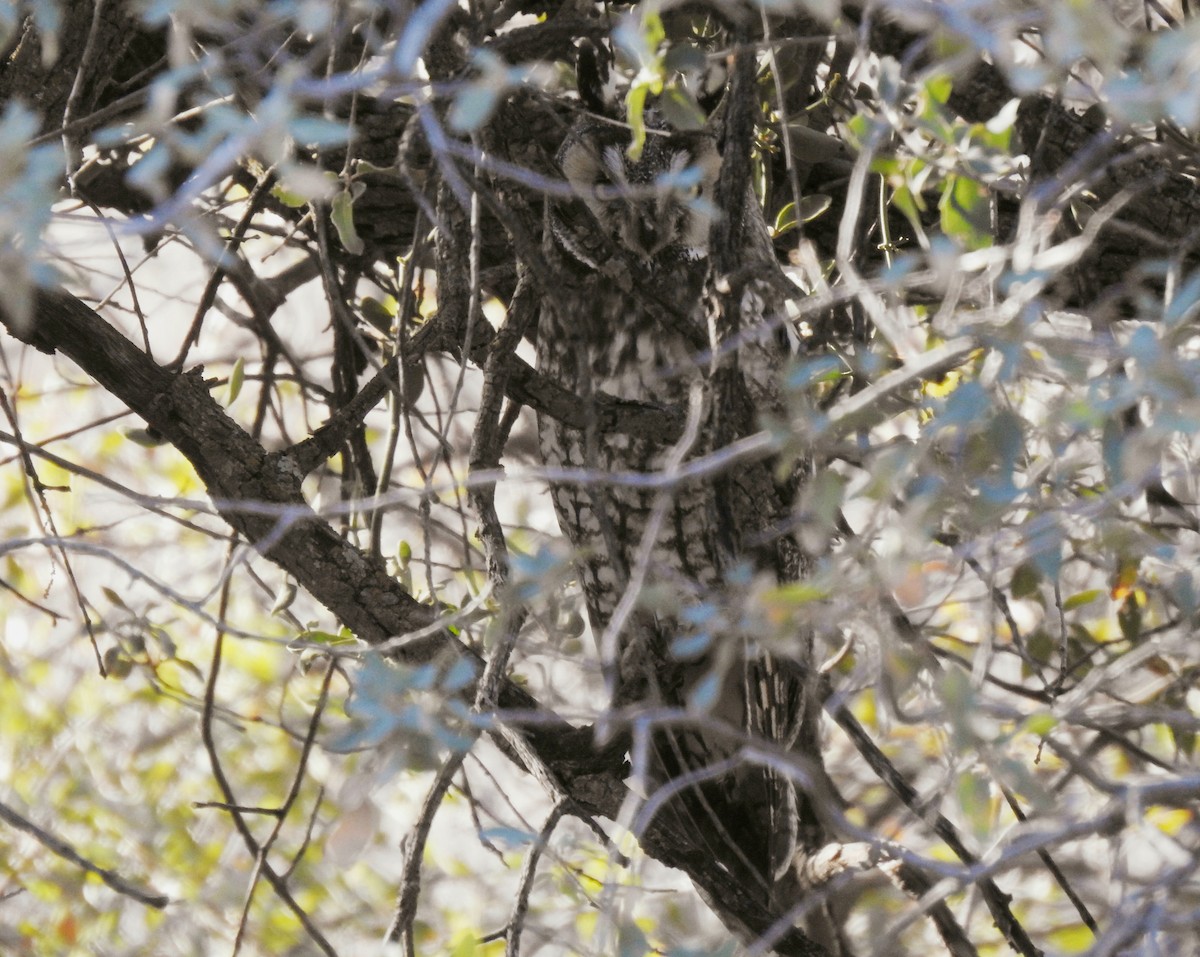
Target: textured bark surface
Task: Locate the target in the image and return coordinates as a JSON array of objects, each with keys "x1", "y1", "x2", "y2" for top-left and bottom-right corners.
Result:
[
  {"x1": 7, "y1": 5, "x2": 1197, "y2": 954},
  {"x1": 0, "y1": 287, "x2": 829, "y2": 957},
  {"x1": 17, "y1": 6, "x2": 1200, "y2": 305},
  {"x1": 0, "y1": 1, "x2": 155, "y2": 132}
]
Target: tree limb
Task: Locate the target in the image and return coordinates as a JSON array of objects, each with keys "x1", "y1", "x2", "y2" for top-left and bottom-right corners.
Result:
[{"x1": 1, "y1": 287, "x2": 832, "y2": 955}]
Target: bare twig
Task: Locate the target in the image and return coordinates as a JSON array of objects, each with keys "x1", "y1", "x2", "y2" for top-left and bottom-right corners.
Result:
[
  {"x1": 0, "y1": 797, "x2": 169, "y2": 909},
  {"x1": 0, "y1": 382, "x2": 105, "y2": 672},
  {"x1": 505, "y1": 801, "x2": 568, "y2": 957},
  {"x1": 998, "y1": 785, "x2": 1098, "y2": 937},
  {"x1": 200, "y1": 545, "x2": 338, "y2": 957},
  {"x1": 385, "y1": 746, "x2": 474, "y2": 954}
]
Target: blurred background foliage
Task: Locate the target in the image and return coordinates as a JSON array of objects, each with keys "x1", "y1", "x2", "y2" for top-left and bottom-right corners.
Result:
[{"x1": 3, "y1": 1, "x2": 1200, "y2": 955}]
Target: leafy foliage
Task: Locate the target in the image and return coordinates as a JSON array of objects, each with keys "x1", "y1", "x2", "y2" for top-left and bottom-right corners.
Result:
[{"x1": 3, "y1": 2, "x2": 1200, "y2": 956}]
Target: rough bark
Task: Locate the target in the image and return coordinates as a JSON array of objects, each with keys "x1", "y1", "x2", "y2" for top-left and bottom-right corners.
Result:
[
  {"x1": 0, "y1": 287, "x2": 827, "y2": 957},
  {"x1": 8, "y1": 5, "x2": 1194, "y2": 953}
]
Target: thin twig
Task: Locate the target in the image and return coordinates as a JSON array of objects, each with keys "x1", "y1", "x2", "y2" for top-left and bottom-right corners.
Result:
[
  {"x1": 506, "y1": 802, "x2": 568, "y2": 957},
  {"x1": 998, "y1": 785, "x2": 1098, "y2": 936},
  {"x1": 385, "y1": 746, "x2": 474, "y2": 953},
  {"x1": 61, "y1": 0, "x2": 108, "y2": 185},
  {"x1": 0, "y1": 798, "x2": 169, "y2": 909},
  {"x1": 0, "y1": 383, "x2": 104, "y2": 672},
  {"x1": 826, "y1": 693, "x2": 1044, "y2": 957},
  {"x1": 200, "y1": 545, "x2": 338, "y2": 957}
]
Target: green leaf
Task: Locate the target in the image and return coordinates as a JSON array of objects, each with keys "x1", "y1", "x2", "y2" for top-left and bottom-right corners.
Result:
[
  {"x1": 926, "y1": 74, "x2": 953, "y2": 106},
  {"x1": 1117, "y1": 594, "x2": 1142, "y2": 643},
  {"x1": 845, "y1": 112, "x2": 874, "y2": 146},
  {"x1": 361, "y1": 296, "x2": 395, "y2": 334},
  {"x1": 102, "y1": 646, "x2": 133, "y2": 679},
  {"x1": 763, "y1": 581, "x2": 829, "y2": 612},
  {"x1": 971, "y1": 117, "x2": 1013, "y2": 152},
  {"x1": 772, "y1": 195, "x2": 836, "y2": 240},
  {"x1": 786, "y1": 355, "x2": 845, "y2": 391},
  {"x1": 293, "y1": 629, "x2": 352, "y2": 646},
  {"x1": 797, "y1": 193, "x2": 832, "y2": 222},
  {"x1": 956, "y1": 769, "x2": 993, "y2": 841},
  {"x1": 271, "y1": 182, "x2": 309, "y2": 208},
  {"x1": 801, "y1": 470, "x2": 846, "y2": 530},
  {"x1": 330, "y1": 188, "x2": 364, "y2": 255},
  {"x1": 270, "y1": 579, "x2": 297, "y2": 616},
  {"x1": 1047, "y1": 923, "x2": 1095, "y2": 954},
  {"x1": 774, "y1": 202, "x2": 797, "y2": 237},
  {"x1": 1010, "y1": 561, "x2": 1041, "y2": 599},
  {"x1": 939, "y1": 173, "x2": 992, "y2": 250},
  {"x1": 151, "y1": 626, "x2": 176, "y2": 660},
  {"x1": 101, "y1": 586, "x2": 128, "y2": 610},
  {"x1": 1023, "y1": 712, "x2": 1058, "y2": 738},
  {"x1": 641, "y1": 11, "x2": 666, "y2": 52},
  {"x1": 625, "y1": 83, "x2": 651, "y2": 161},
  {"x1": 888, "y1": 184, "x2": 926, "y2": 234},
  {"x1": 1172, "y1": 724, "x2": 1197, "y2": 758},
  {"x1": 1062, "y1": 589, "x2": 1103, "y2": 611},
  {"x1": 657, "y1": 85, "x2": 705, "y2": 131},
  {"x1": 227, "y1": 356, "x2": 244, "y2": 404},
  {"x1": 124, "y1": 427, "x2": 166, "y2": 447}
]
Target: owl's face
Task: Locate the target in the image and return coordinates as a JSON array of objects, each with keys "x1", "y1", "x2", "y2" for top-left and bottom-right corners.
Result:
[{"x1": 555, "y1": 114, "x2": 721, "y2": 267}]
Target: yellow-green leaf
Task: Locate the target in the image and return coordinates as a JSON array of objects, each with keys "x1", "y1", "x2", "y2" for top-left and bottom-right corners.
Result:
[
  {"x1": 1063, "y1": 589, "x2": 1103, "y2": 611},
  {"x1": 361, "y1": 296, "x2": 395, "y2": 334},
  {"x1": 797, "y1": 193, "x2": 832, "y2": 222},
  {"x1": 102, "y1": 647, "x2": 133, "y2": 679},
  {"x1": 270, "y1": 182, "x2": 308, "y2": 208},
  {"x1": 939, "y1": 173, "x2": 992, "y2": 250},
  {"x1": 1023, "y1": 712, "x2": 1057, "y2": 737},
  {"x1": 331, "y1": 189, "x2": 364, "y2": 255},
  {"x1": 228, "y1": 356, "x2": 244, "y2": 404},
  {"x1": 101, "y1": 586, "x2": 128, "y2": 609}
]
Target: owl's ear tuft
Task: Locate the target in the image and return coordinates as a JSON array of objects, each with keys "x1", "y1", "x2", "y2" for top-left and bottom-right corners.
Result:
[
  {"x1": 576, "y1": 40, "x2": 614, "y2": 115},
  {"x1": 698, "y1": 60, "x2": 729, "y2": 137},
  {"x1": 697, "y1": 73, "x2": 726, "y2": 120},
  {"x1": 702, "y1": 87, "x2": 733, "y2": 155}
]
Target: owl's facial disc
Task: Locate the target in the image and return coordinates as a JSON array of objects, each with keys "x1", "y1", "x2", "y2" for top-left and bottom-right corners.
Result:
[
  {"x1": 617, "y1": 204, "x2": 667, "y2": 259},
  {"x1": 559, "y1": 126, "x2": 721, "y2": 264}
]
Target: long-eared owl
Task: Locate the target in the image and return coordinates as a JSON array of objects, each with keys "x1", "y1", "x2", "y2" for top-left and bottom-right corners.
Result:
[{"x1": 535, "y1": 55, "x2": 825, "y2": 897}]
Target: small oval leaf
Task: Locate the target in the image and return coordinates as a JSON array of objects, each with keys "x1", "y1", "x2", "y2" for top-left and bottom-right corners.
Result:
[
  {"x1": 227, "y1": 356, "x2": 244, "y2": 404},
  {"x1": 331, "y1": 189, "x2": 364, "y2": 255}
]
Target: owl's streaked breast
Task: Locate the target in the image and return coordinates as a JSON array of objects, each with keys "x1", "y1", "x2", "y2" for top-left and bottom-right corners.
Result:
[
  {"x1": 535, "y1": 254, "x2": 717, "y2": 629},
  {"x1": 533, "y1": 94, "x2": 817, "y2": 889}
]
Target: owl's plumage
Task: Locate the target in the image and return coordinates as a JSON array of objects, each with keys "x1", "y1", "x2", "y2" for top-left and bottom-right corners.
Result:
[
  {"x1": 540, "y1": 109, "x2": 722, "y2": 623},
  {"x1": 536, "y1": 98, "x2": 823, "y2": 896},
  {"x1": 553, "y1": 115, "x2": 721, "y2": 267}
]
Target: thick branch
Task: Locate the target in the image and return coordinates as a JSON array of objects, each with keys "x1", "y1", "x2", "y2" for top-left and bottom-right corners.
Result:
[
  {"x1": 2, "y1": 288, "x2": 829, "y2": 956},
  {"x1": 290, "y1": 307, "x2": 686, "y2": 474},
  {"x1": 2, "y1": 290, "x2": 590, "y2": 748}
]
